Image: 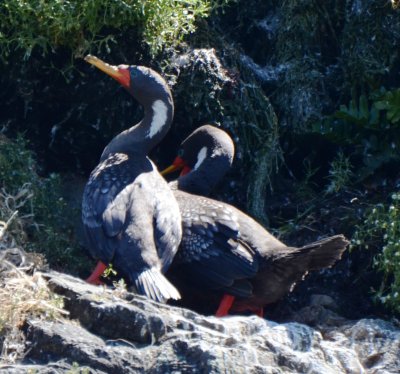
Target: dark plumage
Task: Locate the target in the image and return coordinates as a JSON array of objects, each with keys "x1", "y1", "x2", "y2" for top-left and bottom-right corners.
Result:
[
  {"x1": 163, "y1": 125, "x2": 349, "y2": 315},
  {"x1": 82, "y1": 55, "x2": 181, "y2": 303},
  {"x1": 163, "y1": 124, "x2": 235, "y2": 195}
]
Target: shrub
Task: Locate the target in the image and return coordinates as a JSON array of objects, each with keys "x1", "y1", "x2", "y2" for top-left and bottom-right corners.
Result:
[
  {"x1": 0, "y1": 0, "x2": 231, "y2": 59},
  {"x1": 325, "y1": 151, "x2": 353, "y2": 194},
  {"x1": 352, "y1": 193, "x2": 400, "y2": 314},
  {"x1": 312, "y1": 87, "x2": 400, "y2": 182},
  {"x1": 0, "y1": 134, "x2": 87, "y2": 272}
]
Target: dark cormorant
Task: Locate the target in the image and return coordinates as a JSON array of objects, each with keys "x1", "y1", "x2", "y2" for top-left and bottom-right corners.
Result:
[
  {"x1": 82, "y1": 55, "x2": 182, "y2": 303},
  {"x1": 162, "y1": 124, "x2": 235, "y2": 194},
  {"x1": 162, "y1": 125, "x2": 349, "y2": 316}
]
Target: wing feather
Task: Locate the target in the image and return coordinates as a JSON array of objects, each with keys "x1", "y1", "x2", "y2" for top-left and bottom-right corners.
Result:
[{"x1": 172, "y1": 191, "x2": 259, "y2": 291}]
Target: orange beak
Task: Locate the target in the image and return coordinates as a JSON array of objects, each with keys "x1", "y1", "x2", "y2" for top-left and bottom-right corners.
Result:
[
  {"x1": 161, "y1": 156, "x2": 189, "y2": 176},
  {"x1": 85, "y1": 55, "x2": 131, "y2": 89}
]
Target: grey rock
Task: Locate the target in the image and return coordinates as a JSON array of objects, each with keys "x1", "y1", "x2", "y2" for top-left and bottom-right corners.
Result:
[
  {"x1": 310, "y1": 294, "x2": 337, "y2": 309},
  {"x1": 3, "y1": 271, "x2": 400, "y2": 373}
]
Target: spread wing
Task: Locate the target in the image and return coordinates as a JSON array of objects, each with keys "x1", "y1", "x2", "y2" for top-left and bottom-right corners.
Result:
[{"x1": 172, "y1": 191, "x2": 259, "y2": 297}]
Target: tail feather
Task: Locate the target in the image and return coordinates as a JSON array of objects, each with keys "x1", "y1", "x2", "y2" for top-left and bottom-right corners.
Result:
[
  {"x1": 253, "y1": 235, "x2": 349, "y2": 305},
  {"x1": 294, "y1": 234, "x2": 349, "y2": 270},
  {"x1": 135, "y1": 268, "x2": 181, "y2": 303}
]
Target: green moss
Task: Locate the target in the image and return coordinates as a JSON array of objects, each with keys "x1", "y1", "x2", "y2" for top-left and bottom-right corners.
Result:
[
  {"x1": 0, "y1": 134, "x2": 88, "y2": 273},
  {"x1": 0, "y1": 0, "x2": 231, "y2": 59},
  {"x1": 227, "y1": 69, "x2": 282, "y2": 223},
  {"x1": 66, "y1": 362, "x2": 90, "y2": 374},
  {"x1": 340, "y1": 0, "x2": 400, "y2": 88},
  {"x1": 269, "y1": 0, "x2": 345, "y2": 131}
]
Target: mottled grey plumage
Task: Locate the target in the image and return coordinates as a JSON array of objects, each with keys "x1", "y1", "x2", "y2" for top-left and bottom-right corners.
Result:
[
  {"x1": 166, "y1": 125, "x2": 348, "y2": 311},
  {"x1": 172, "y1": 191, "x2": 260, "y2": 295},
  {"x1": 82, "y1": 60, "x2": 181, "y2": 303}
]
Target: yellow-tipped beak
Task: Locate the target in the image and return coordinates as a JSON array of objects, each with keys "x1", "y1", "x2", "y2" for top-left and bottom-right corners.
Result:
[
  {"x1": 161, "y1": 164, "x2": 182, "y2": 176},
  {"x1": 160, "y1": 156, "x2": 187, "y2": 176},
  {"x1": 85, "y1": 55, "x2": 124, "y2": 80},
  {"x1": 85, "y1": 54, "x2": 131, "y2": 90}
]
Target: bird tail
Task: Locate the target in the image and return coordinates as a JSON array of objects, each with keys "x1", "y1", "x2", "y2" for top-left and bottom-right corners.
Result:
[
  {"x1": 294, "y1": 234, "x2": 349, "y2": 270},
  {"x1": 135, "y1": 268, "x2": 181, "y2": 303}
]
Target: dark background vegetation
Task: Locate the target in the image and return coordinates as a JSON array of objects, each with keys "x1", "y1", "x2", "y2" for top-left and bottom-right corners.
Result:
[{"x1": 1, "y1": 0, "x2": 400, "y2": 319}]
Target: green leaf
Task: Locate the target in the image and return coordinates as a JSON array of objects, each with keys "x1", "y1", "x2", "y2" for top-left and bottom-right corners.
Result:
[
  {"x1": 388, "y1": 107, "x2": 400, "y2": 123},
  {"x1": 374, "y1": 100, "x2": 390, "y2": 110},
  {"x1": 373, "y1": 88, "x2": 400, "y2": 125}
]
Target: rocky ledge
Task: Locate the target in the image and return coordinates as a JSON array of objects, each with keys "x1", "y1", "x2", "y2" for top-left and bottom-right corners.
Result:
[{"x1": 1, "y1": 271, "x2": 400, "y2": 374}]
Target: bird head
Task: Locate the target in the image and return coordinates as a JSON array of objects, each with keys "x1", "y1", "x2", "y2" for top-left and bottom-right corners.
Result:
[
  {"x1": 85, "y1": 55, "x2": 171, "y2": 106},
  {"x1": 161, "y1": 125, "x2": 235, "y2": 178}
]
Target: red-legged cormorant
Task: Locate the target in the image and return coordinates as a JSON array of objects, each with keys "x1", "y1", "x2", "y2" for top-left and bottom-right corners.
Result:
[
  {"x1": 162, "y1": 124, "x2": 235, "y2": 194},
  {"x1": 82, "y1": 55, "x2": 182, "y2": 303},
  {"x1": 162, "y1": 125, "x2": 349, "y2": 316}
]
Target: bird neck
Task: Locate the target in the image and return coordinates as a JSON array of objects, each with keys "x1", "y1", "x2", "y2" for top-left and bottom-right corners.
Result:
[
  {"x1": 100, "y1": 94, "x2": 174, "y2": 161},
  {"x1": 177, "y1": 157, "x2": 231, "y2": 196}
]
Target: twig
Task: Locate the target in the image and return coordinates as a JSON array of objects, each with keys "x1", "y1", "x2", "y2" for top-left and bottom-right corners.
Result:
[{"x1": 0, "y1": 210, "x2": 19, "y2": 241}]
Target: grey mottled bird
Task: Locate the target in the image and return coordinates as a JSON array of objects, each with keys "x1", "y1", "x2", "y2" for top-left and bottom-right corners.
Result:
[
  {"x1": 162, "y1": 125, "x2": 348, "y2": 316},
  {"x1": 82, "y1": 55, "x2": 182, "y2": 303}
]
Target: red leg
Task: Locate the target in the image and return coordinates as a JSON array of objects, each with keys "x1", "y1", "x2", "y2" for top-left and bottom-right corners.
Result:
[
  {"x1": 256, "y1": 307, "x2": 264, "y2": 318},
  {"x1": 215, "y1": 294, "x2": 235, "y2": 317},
  {"x1": 86, "y1": 261, "x2": 107, "y2": 285}
]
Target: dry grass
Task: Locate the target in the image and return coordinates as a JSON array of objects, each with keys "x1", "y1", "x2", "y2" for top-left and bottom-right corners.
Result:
[
  {"x1": 0, "y1": 253, "x2": 68, "y2": 364},
  {"x1": 0, "y1": 255, "x2": 69, "y2": 364},
  {"x1": 0, "y1": 184, "x2": 34, "y2": 249},
  {"x1": 0, "y1": 189, "x2": 68, "y2": 364}
]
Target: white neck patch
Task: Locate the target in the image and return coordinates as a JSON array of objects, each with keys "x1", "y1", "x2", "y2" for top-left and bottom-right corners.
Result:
[
  {"x1": 194, "y1": 147, "x2": 208, "y2": 170},
  {"x1": 148, "y1": 100, "x2": 168, "y2": 138}
]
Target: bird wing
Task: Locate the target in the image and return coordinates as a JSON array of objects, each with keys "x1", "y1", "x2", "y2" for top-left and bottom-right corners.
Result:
[
  {"x1": 172, "y1": 191, "x2": 259, "y2": 296},
  {"x1": 153, "y1": 175, "x2": 182, "y2": 272},
  {"x1": 82, "y1": 153, "x2": 136, "y2": 262},
  {"x1": 110, "y1": 167, "x2": 181, "y2": 302}
]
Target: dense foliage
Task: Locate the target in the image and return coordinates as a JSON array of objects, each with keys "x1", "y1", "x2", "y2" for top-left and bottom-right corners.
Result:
[
  {"x1": 0, "y1": 135, "x2": 87, "y2": 272},
  {"x1": 0, "y1": 0, "x2": 228, "y2": 58},
  {"x1": 312, "y1": 88, "x2": 400, "y2": 183},
  {"x1": 352, "y1": 194, "x2": 400, "y2": 314}
]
